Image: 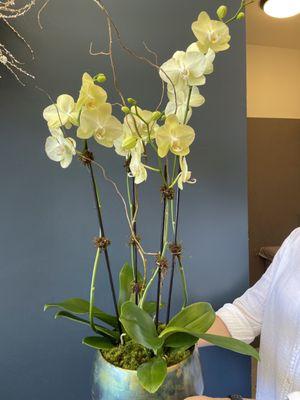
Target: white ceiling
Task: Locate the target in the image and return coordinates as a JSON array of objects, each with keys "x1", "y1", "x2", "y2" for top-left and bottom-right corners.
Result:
[{"x1": 246, "y1": 0, "x2": 300, "y2": 49}]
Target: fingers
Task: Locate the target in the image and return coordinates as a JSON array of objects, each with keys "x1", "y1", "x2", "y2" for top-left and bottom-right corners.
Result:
[{"x1": 184, "y1": 397, "x2": 210, "y2": 400}]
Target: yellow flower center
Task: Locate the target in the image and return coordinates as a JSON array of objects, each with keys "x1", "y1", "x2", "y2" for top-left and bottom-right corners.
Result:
[
  {"x1": 56, "y1": 145, "x2": 65, "y2": 157},
  {"x1": 86, "y1": 100, "x2": 97, "y2": 109},
  {"x1": 179, "y1": 64, "x2": 189, "y2": 81},
  {"x1": 95, "y1": 126, "x2": 105, "y2": 139},
  {"x1": 209, "y1": 31, "x2": 218, "y2": 44},
  {"x1": 171, "y1": 137, "x2": 183, "y2": 152}
]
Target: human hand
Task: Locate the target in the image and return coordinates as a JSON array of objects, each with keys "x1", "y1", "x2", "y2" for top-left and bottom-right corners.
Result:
[{"x1": 185, "y1": 397, "x2": 230, "y2": 400}]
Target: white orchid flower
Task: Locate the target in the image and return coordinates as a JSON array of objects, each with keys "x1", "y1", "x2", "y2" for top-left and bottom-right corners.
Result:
[
  {"x1": 129, "y1": 141, "x2": 147, "y2": 184},
  {"x1": 159, "y1": 49, "x2": 209, "y2": 87},
  {"x1": 43, "y1": 94, "x2": 79, "y2": 129},
  {"x1": 178, "y1": 156, "x2": 192, "y2": 190},
  {"x1": 45, "y1": 128, "x2": 76, "y2": 168},
  {"x1": 186, "y1": 44, "x2": 215, "y2": 75},
  {"x1": 77, "y1": 103, "x2": 123, "y2": 148},
  {"x1": 77, "y1": 72, "x2": 107, "y2": 111},
  {"x1": 155, "y1": 115, "x2": 195, "y2": 158},
  {"x1": 191, "y1": 11, "x2": 231, "y2": 54},
  {"x1": 165, "y1": 84, "x2": 205, "y2": 123}
]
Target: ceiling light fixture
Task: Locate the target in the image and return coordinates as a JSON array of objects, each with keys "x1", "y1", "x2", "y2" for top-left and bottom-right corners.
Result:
[{"x1": 260, "y1": 0, "x2": 300, "y2": 18}]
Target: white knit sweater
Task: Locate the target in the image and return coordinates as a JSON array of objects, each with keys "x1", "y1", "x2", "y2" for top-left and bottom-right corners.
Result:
[{"x1": 217, "y1": 228, "x2": 300, "y2": 400}]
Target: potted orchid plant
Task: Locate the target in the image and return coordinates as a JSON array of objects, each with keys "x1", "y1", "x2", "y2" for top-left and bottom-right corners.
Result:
[{"x1": 42, "y1": 1, "x2": 257, "y2": 399}]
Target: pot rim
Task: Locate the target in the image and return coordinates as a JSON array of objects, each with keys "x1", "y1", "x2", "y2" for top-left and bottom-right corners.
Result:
[{"x1": 97, "y1": 349, "x2": 194, "y2": 374}]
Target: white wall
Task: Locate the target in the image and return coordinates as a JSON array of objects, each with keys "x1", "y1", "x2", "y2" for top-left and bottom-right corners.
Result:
[{"x1": 247, "y1": 44, "x2": 300, "y2": 119}]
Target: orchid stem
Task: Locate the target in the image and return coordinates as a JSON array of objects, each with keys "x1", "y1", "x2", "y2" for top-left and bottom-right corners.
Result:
[
  {"x1": 89, "y1": 247, "x2": 101, "y2": 333},
  {"x1": 166, "y1": 184, "x2": 181, "y2": 324},
  {"x1": 131, "y1": 176, "x2": 139, "y2": 304},
  {"x1": 178, "y1": 255, "x2": 188, "y2": 308},
  {"x1": 126, "y1": 171, "x2": 135, "y2": 285},
  {"x1": 155, "y1": 165, "x2": 168, "y2": 329},
  {"x1": 86, "y1": 142, "x2": 122, "y2": 336}
]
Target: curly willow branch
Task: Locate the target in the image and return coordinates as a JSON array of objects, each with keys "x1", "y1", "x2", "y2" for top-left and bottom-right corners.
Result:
[
  {"x1": 91, "y1": 0, "x2": 177, "y2": 112},
  {"x1": 38, "y1": 0, "x2": 176, "y2": 111},
  {"x1": 0, "y1": 0, "x2": 35, "y2": 84}
]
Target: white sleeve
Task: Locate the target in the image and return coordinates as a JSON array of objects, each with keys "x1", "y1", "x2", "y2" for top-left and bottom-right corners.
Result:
[
  {"x1": 216, "y1": 229, "x2": 299, "y2": 344},
  {"x1": 287, "y1": 393, "x2": 300, "y2": 400}
]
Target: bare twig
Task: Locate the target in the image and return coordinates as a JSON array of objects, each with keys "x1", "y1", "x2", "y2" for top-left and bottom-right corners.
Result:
[
  {"x1": 0, "y1": 0, "x2": 35, "y2": 83},
  {"x1": 89, "y1": 42, "x2": 110, "y2": 56},
  {"x1": 37, "y1": 0, "x2": 50, "y2": 29},
  {"x1": 143, "y1": 41, "x2": 158, "y2": 65},
  {"x1": 106, "y1": 17, "x2": 126, "y2": 105},
  {"x1": 91, "y1": 0, "x2": 177, "y2": 111}
]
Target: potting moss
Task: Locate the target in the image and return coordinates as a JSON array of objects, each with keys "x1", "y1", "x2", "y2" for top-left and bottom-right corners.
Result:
[{"x1": 101, "y1": 339, "x2": 191, "y2": 370}]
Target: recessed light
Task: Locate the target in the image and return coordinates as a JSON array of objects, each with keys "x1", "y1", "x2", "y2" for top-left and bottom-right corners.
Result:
[{"x1": 260, "y1": 0, "x2": 300, "y2": 18}]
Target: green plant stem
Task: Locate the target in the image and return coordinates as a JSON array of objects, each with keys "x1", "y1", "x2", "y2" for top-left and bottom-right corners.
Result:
[
  {"x1": 165, "y1": 87, "x2": 192, "y2": 322},
  {"x1": 139, "y1": 267, "x2": 159, "y2": 308},
  {"x1": 225, "y1": 0, "x2": 250, "y2": 24},
  {"x1": 89, "y1": 247, "x2": 101, "y2": 333},
  {"x1": 162, "y1": 200, "x2": 170, "y2": 257},
  {"x1": 177, "y1": 255, "x2": 188, "y2": 308},
  {"x1": 131, "y1": 176, "x2": 139, "y2": 305},
  {"x1": 183, "y1": 86, "x2": 192, "y2": 124},
  {"x1": 155, "y1": 165, "x2": 168, "y2": 328},
  {"x1": 166, "y1": 187, "x2": 181, "y2": 323},
  {"x1": 171, "y1": 155, "x2": 178, "y2": 183},
  {"x1": 126, "y1": 172, "x2": 135, "y2": 281},
  {"x1": 85, "y1": 143, "x2": 122, "y2": 336}
]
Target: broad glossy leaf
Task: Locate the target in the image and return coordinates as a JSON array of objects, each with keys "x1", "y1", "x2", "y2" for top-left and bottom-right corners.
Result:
[
  {"x1": 120, "y1": 302, "x2": 163, "y2": 353},
  {"x1": 54, "y1": 311, "x2": 119, "y2": 340},
  {"x1": 198, "y1": 333, "x2": 260, "y2": 361},
  {"x1": 118, "y1": 263, "x2": 135, "y2": 311},
  {"x1": 165, "y1": 332, "x2": 198, "y2": 349},
  {"x1": 137, "y1": 357, "x2": 167, "y2": 393},
  {"x1": 160, "y1": 302, "x2": 215, "y2": 339},
  {"x1": 82, "y1": 336, "x2": 115, "y2": 350},
  {"x1": 143, "y1": 301, "x2": 165, "y2": 316},
  {"x1": 44, "y1": 298, "x2": 117, "y2": 328}
]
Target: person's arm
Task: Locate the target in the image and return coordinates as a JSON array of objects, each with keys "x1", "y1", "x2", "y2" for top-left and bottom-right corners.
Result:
[
  {"x1": 197, "y1": 316, "x2": 231, "y2": 347},
  {"x1": 288, "y1": 393, "x2": 300, "y2": 400},
  {"x1": 199, "y1": 228, "x2": 299, "y2": 345},
  {"x1": 184, "y1": 396, "x2": 253, "y2": 399}
]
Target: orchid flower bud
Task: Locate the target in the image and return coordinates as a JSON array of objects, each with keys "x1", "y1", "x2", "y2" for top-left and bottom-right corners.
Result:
[
  {"x1": 236, "y1": 12, "x2": 245, "y2": 20},
  {"x1": 127, "y1": 98, "x2": 137, "y2": 105},
  {"x1": 121, "y1": 106, "x2": 130, "y2": 114},
  {"x1": 217, "y1": 5, "x2": 228, "y2": 20},
  {"x1": 94, "y1": 73, "x2": 107, "y2": 83}
]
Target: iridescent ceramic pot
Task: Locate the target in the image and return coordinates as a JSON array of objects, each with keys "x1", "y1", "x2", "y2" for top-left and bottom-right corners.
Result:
[{"x1": 92, "y1": 350, "x2": 204, "y2": 400}]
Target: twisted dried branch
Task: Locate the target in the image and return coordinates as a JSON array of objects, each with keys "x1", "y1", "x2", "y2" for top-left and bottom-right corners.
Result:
[{"x1": 0, "y1": 0, "x2": 35, "y2": 84}]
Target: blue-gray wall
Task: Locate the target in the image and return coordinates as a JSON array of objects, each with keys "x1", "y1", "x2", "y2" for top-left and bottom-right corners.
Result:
[{"x1": 0, "y1": 0, "x2": 250, "y2": 398}]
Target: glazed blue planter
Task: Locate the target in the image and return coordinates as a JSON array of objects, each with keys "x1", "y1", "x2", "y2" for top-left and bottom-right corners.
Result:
[{"x1": 92, "y1": 350, "x2": 204, "y2": 400}]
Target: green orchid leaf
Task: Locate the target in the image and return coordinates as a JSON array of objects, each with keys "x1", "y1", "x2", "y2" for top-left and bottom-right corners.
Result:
[
  {"x1": 120, "y1": 302, "x2": 163, "y2": 353},
  {"x1": 82, "y1": 336, "x2": 115, "y2": 350},
  {"x1": 137, "y1": 357, "x2": 167, "y2": 394},
  {"x1": 143, "y1": 301, "x2": 165, "y2": 316},
  {"x1": 118, "y1": 263, "x2": 135, "y2": 311},
  {"x1": 118, "y1": 264, "x2": 144, "y2": 308},
  {"x1": 160, "y1": 302, "x2": 215, "y2": 340},
  {"x1": 198, "y1": 333, "x2": 260, "y2": 361},
  {"x1": 44, "y1": 298, "x2": 118, "y2": 328},
  {"x1": 164, "y1": 332, "x2": 198, "y2": 349},
  {"x1": 54, "y1": 311, "x2": 119, "y2": 340}
]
